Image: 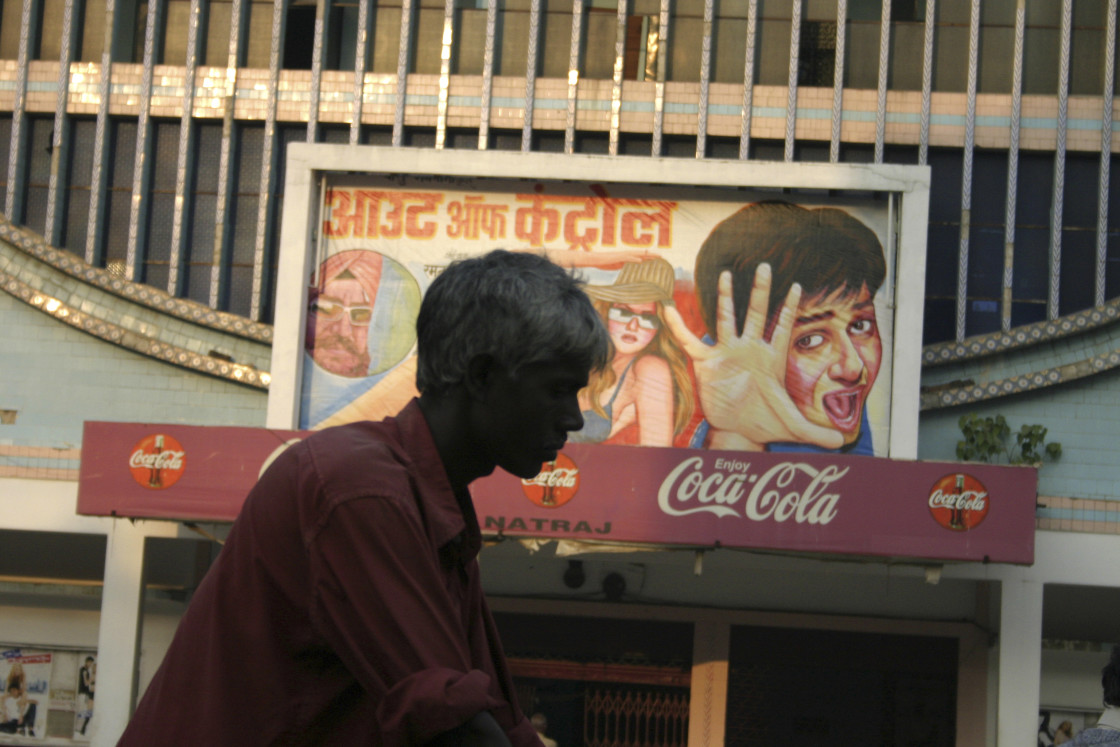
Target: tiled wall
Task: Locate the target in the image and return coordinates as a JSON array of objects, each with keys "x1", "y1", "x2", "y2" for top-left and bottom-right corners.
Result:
[
  {"x1": 917, "y1": 285, "x2": 1120, "y2": 535},
  {"x1": 1036, "y1": 497, "x2": 1120, "y2": 534},
  {"x1": 4, "y1": 60, "x2": 1116, "y2": 153},
  {"x1": 0, "y1": 222, "x2": 270, "y2": 480},
  {"x1": 0, "y1": 281, "x2": 268, "y2": 479},
  {"x1": 919, "y1": 339, "x2": 1120, "y2": 534}
]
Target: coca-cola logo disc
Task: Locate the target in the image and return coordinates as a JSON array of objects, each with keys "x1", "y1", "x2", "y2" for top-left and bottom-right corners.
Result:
[
  {"x1": 128, "y1": 434, "x2": 187, "y2": 490},
  {"x1": 928, "y1": 473, "x2": 990, "y2": 531},
  {"x1": 521, "y1": 454, "x2": 580, "y2": 508}
]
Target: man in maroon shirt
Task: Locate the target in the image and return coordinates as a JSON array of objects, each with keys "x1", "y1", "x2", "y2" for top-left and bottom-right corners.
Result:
[{"x1": 119, "y1": 251, "x2": 610, "y2": 746}]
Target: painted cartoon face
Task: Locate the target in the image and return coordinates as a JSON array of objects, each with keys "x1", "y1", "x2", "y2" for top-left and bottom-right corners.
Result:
[
  {"x1": 478, "y1": 358, "x2": 589, "y2": 479},
  {"x1": 784, "y1": 284, "x2": 882, "y2": 446},
  {"x1": 607, "y1": 302, "x2": 660, "y2": 356},
  {"x1": 305, "y1": 276, "x2": 374, "y2": 377}
]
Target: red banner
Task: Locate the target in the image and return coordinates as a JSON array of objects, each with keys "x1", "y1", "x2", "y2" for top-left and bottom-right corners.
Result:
[{"x1": 77, "y1": 421, "x2": 1037, "y2": 564}]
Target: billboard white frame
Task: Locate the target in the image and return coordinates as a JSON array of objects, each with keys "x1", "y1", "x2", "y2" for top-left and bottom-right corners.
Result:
[{"x1": 268, "y1": 144, "x2": 930, "y2": 459}]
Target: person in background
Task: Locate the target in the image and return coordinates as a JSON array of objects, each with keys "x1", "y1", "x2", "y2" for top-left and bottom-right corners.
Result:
[
  {"x1": 531, "y1": 713, "x2": 558, "y2": 747},
  {"x1": 0, "y1": 682, "x2": 36, "y2": 737},
  {"x1": 1065, "y1": 644, "x2": 1120, "y2": 745},
  {"x1": 118, "y1": 251, "x2": 610, "y2": 746},
  {"x1": 4, "y1": 661, "x2": 24, "y2": 697},
  {"x1": 76, "y1": 655, "x2": 94, "y2": 736}
]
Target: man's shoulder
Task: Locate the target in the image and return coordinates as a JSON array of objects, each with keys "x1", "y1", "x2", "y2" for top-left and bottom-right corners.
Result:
[
  {"x1": 306, "y1": 417, "x2": 401, "y2": 451},
  {"x1": 304, "y1": 420, "x2": 414, "y2": 491}
]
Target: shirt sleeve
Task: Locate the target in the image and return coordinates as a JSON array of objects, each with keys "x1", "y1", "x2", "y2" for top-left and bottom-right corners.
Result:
[{"x1": 307, "y1": 492, "x2": 506, "y2": 746}]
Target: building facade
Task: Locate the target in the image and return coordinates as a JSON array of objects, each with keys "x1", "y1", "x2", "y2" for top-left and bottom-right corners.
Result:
[{"x1": 3, "y1": 0, "x2": 1120, "y2": 744}]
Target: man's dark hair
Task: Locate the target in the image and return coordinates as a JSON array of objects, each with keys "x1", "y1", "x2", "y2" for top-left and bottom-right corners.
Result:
[
  {"x1": 1103, "y1": 644, "x2": 1120, "y2": 706},
  {"x1": 695, "y1": 200, "x2": 886, "y2": 338},
  {"x1": 416, "y1": 250, "x2": 611, "y2": 396}
]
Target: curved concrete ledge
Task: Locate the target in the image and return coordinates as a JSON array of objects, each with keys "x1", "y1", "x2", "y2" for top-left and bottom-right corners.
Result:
[
  {"x1": 923, "y1": 300, "x2": 1120, "y2": 367},
  {"x1": 0, "y1": 215, "x2": 272, "y2": 343},
  {"x1": 0, "y1": 221, "x2": 272, "y2": 391},
  {"x1": 920, "y1": 303, "x2": 1120, "y2": 411}
]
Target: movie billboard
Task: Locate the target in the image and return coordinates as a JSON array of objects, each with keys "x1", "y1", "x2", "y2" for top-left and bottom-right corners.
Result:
[{"x1": 300, "y1": 176, "x2": 895, "y2": 459}]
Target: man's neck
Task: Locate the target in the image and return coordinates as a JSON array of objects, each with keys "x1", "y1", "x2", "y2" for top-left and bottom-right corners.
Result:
[{"x1": 416, "y1": 392, "x2": 493, "y2": 494}]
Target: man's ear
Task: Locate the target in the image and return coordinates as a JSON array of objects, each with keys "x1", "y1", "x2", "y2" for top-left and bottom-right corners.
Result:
[{"x1": 464, "y1": 354, "x2": 501, "y2": 401}]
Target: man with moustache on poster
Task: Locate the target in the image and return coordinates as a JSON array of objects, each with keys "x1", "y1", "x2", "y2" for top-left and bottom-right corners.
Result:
[{"x1": 305, "y1": 249, "x2": 385, "y2": 378}]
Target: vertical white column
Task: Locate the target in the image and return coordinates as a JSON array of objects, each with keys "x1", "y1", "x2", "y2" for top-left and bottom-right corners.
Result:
[
  {"x1": 997, "y1": 576, "x2": 1043, "y2": 747},
  {"x1": 521, "y1": 0, "x2": 542, "y2": 151},
  {"x1": 688, "y1": 620, "x2": 729, "y2": 747},
  {"x1": 873, "y1": 0, "x2": 891, "y2": 163},
  {"x1": 696, "y1": 0, "x2": 714, "y2": 159},
  {"x1": 1002, "y1": 0, "x2": 1026, "y2": 332},
  {"x1": 829, "y1": 0, "x2": 847, "y2": 164},
  {"x1": 608, "y1": 0, "x2": 629, "y2": 156},
  {"x1": 88, "y1": 521, "x2": 149, "y2": 746},
  {"x1": 478, "y1": 0, "x2": 498, "y2": 150},
  {"x1": 917, "y1": 0, "x2": 935, "y2": 166},
  {"x1": 738, "y1": 0, "x2": 758, "y2": 160},
  {"x1": 782, "y1": 0, "x2": 801, "y2": 163}
]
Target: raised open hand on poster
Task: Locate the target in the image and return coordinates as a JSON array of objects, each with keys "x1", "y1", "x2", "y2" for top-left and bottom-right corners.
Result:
[{"x1": 662, "y1": 263, "x2": 845, "y2": 452}]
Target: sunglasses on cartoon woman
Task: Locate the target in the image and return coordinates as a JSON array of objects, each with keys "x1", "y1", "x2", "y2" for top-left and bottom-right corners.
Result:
[{"x1": 608, "y1": 305, "x2": 660, "y2": 330}]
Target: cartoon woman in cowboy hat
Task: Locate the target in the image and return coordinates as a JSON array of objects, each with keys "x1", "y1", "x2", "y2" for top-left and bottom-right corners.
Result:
[{"x1": 570, "y1": 257, "x2": 695, "y2": 447}]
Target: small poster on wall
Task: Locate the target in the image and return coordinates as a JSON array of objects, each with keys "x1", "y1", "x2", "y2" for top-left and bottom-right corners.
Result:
[
  {"x1": 0, "y1": 649, "x2": 51, "y2": 740},
  {"x1": 73, "y1": 654, "x2": 95, "y2": 741}
]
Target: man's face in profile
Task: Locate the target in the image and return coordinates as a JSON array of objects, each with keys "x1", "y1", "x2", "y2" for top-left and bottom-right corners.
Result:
[
  {"x1": 477, "y1": 358, "x2": 589, "y2": 480},
  {"x1": 306, "y1": 274, "x2": 374, "y2": 377},
  {"x1": 784, "y1": 283, "x2": 882, "y2": 446}
]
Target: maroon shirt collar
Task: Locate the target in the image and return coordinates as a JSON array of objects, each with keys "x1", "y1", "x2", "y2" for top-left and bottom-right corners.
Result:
[{"x1": 395, "y1": 399, "x2": 482, "y2": 561}]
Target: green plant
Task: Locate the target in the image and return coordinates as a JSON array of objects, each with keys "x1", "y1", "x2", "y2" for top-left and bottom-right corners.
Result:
[{"x1": 956, "y1": 413, "x2": 1062, "y2": 466}]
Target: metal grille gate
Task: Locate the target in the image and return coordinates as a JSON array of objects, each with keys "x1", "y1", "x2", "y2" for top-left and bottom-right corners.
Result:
[
  {"x1": 511, "y1": 665, "x2": 690, "y2": 747},
  {"x1": 584, "y1": 688, "x2": 689, "y2": 747}
]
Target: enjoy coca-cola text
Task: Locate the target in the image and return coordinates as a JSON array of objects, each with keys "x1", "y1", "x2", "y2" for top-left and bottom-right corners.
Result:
[{"x1": 657, "y1": 457, "x2": 848, "y2": 525}]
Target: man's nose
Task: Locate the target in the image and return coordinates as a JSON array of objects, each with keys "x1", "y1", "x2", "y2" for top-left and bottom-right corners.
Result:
[
  {"x1": 829, "y1": 336, "x2": 864, "y2": 382},
  {"x1": 329, "y1": 312, "x2": 354, "y2": 332},
  {"x1": 561, "y1": 394, "x2": 584, "y2": 432}
]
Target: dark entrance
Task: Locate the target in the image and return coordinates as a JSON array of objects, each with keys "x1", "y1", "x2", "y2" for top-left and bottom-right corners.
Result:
[
  {"x1": 495, "y1": 613, "x2": 693, "y2": 747},
  {"x1": 725, "y1": 626, "x2": 958, "y2": 746}
]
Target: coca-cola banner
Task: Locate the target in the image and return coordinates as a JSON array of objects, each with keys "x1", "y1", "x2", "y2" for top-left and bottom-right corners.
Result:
[
  {"x1": 298, "y1": 176, "x2": 900, "y2": 459},
  {"x1": 77, "y1": 421, "x2": 1037, "y2": 564}
]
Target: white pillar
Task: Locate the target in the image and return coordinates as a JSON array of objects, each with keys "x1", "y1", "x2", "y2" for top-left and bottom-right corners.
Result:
[
  {"x1": 997, "y1": 575, "x2": 1043, "y2": 747},
  {"x1": 688, "y1": 620, "x2": 730, "y2": 747},
  {"x1": 88, "y1": 520, "x2": 149, "y2": 747}
]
